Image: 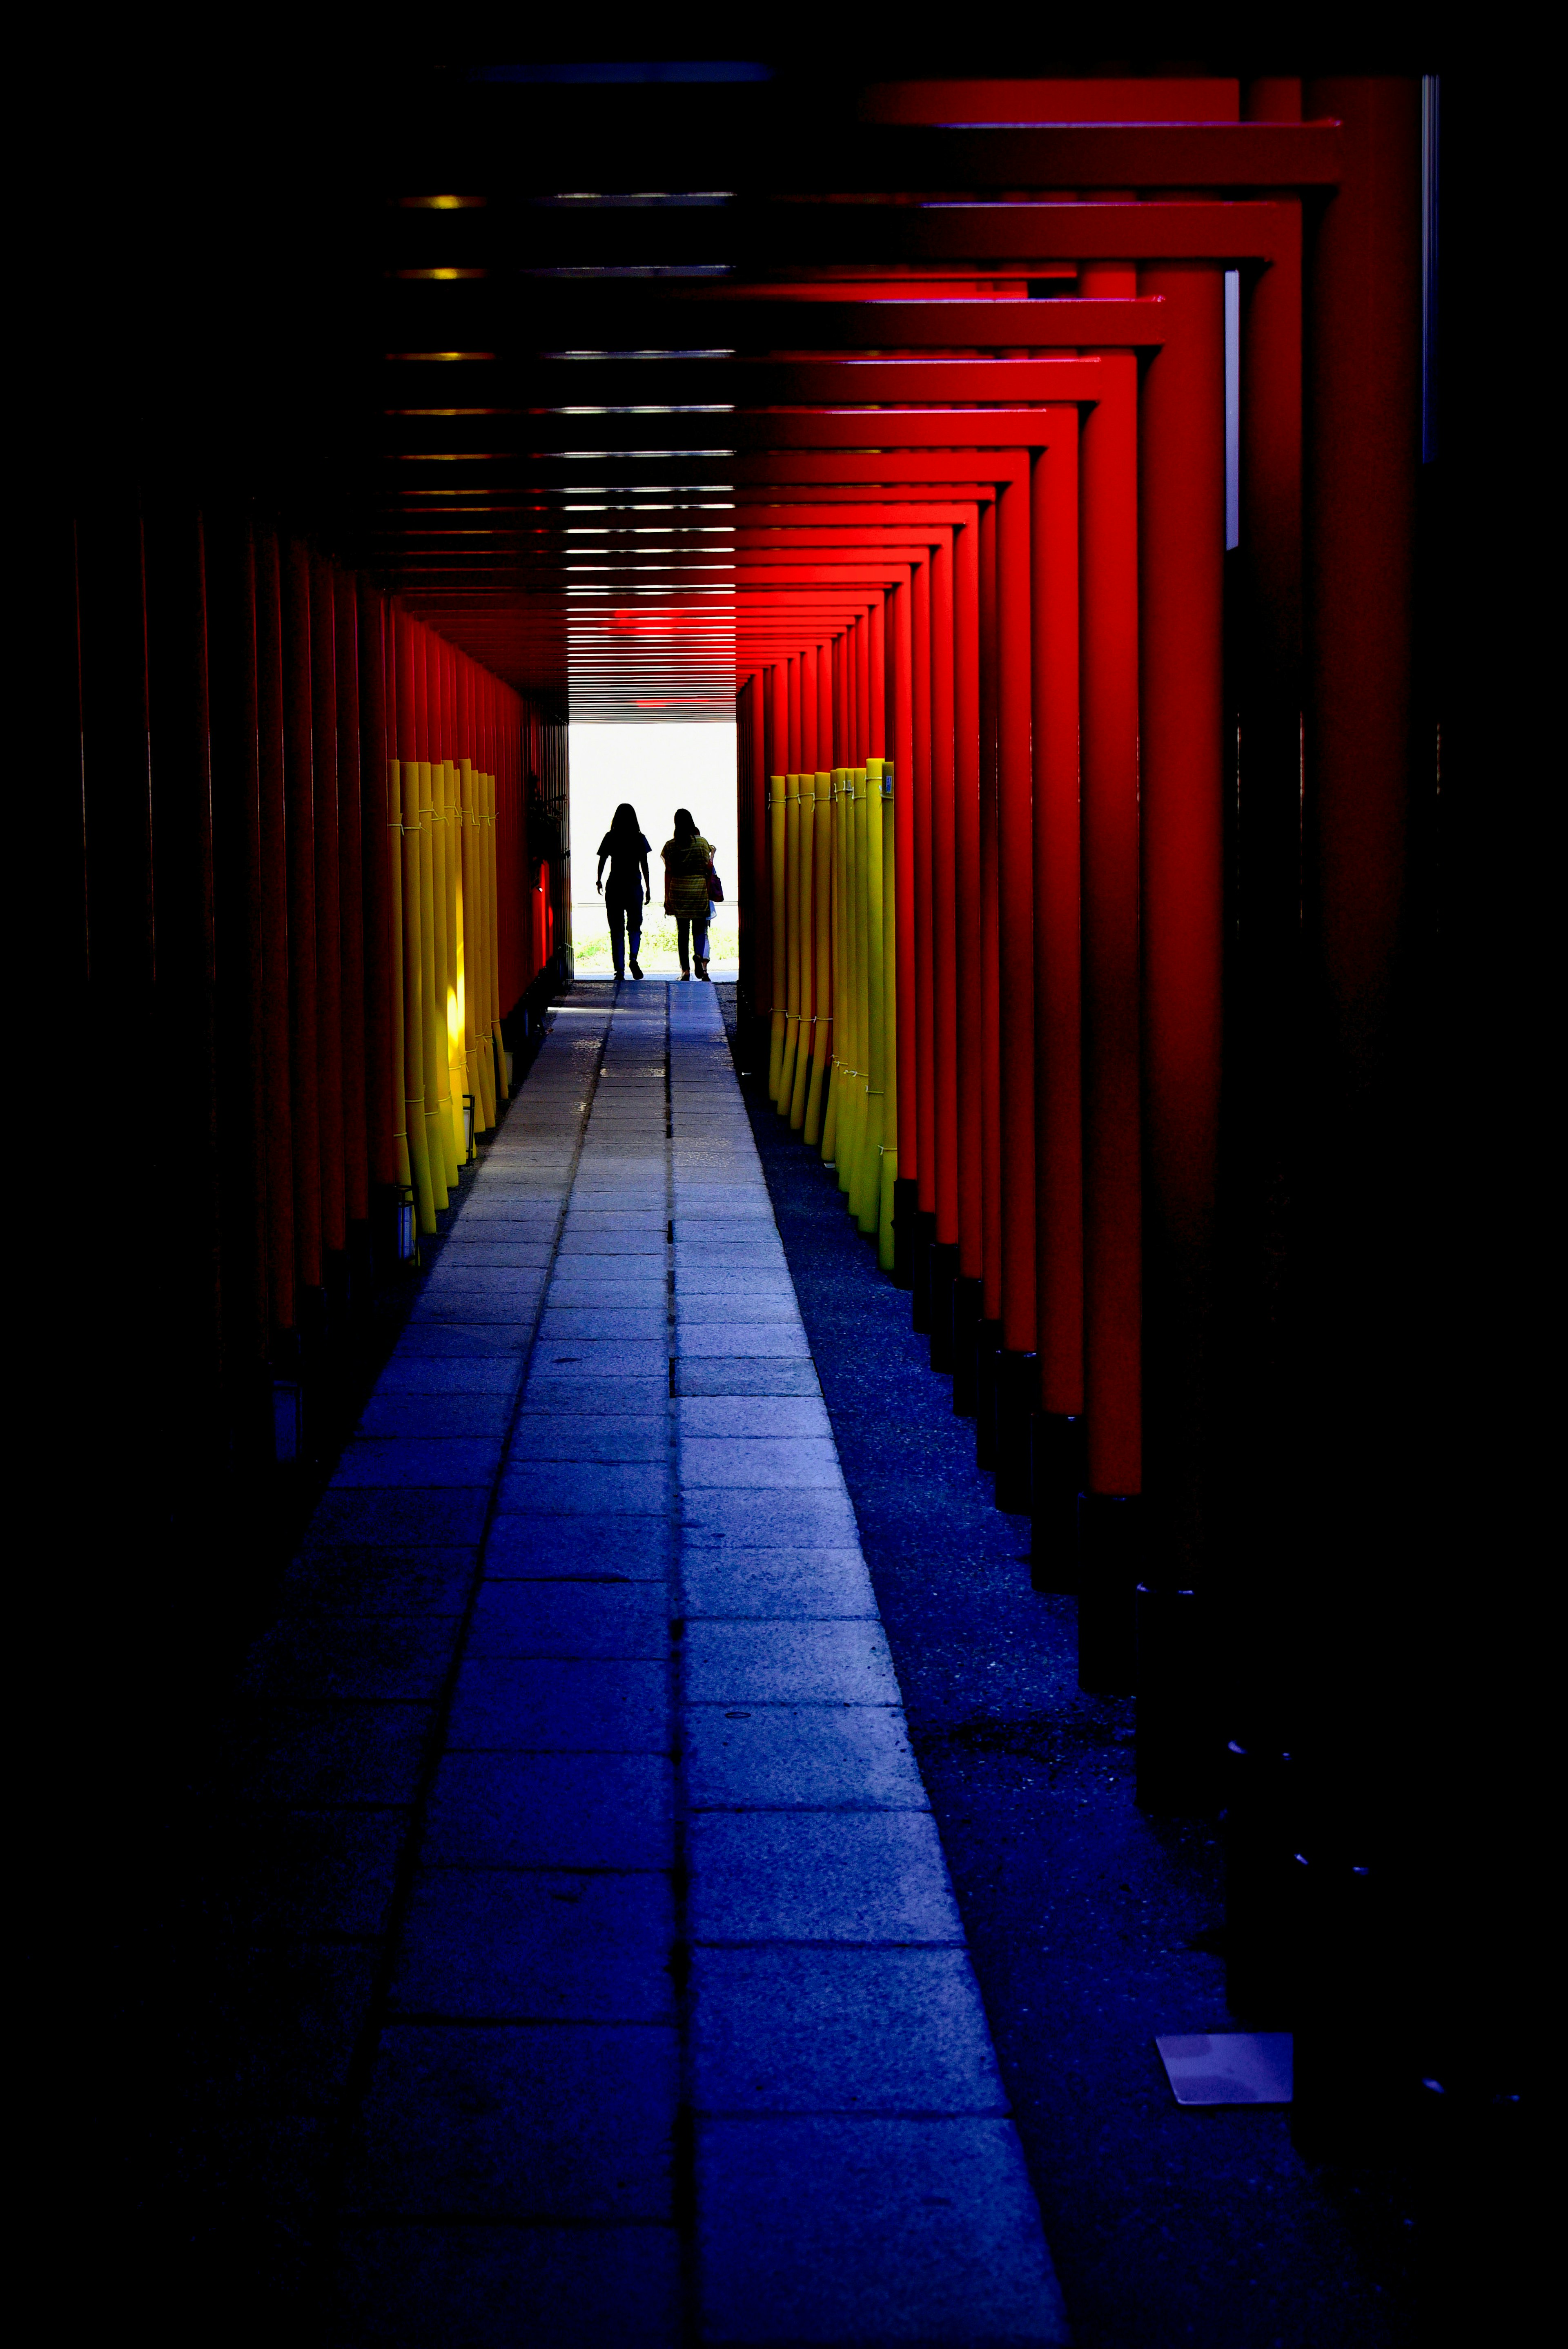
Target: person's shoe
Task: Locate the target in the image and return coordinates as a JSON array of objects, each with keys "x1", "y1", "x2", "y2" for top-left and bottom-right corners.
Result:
[
  {"x1": 613, "y1": 964, "x2": 625, "y2": 981},
  {"x1": 696, "y1": 959, "x2": 710, "y2": 980},
  {"x1": 679, "y1": 969, "x2": 691, "y2": 981},
  {"x1": 629, "y1": 956, "x2": 643, "y2": 979}
]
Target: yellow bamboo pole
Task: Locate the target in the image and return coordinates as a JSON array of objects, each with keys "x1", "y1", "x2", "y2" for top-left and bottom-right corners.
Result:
[
  {"x1": 850, "y1": 764, "x2": 876, "y2": 1228},
  {"x1": 388, "y1": 754, "x2": 413, "y2": 1198},
  {"x1": 804, "y1": 770, "x2": 834, "y2": 1144},
  {"x1": 789, "y1": 773, "x2": 815, "y2": 1129},
  {"x1": 487, "y1": 769, "x2": 509, "y2": 1103},
  {"x1": 837, "y1": 768, "x2": 860, "y2": 1203},
  {"x1": 424, "y1": 756, "x2": 456, "y2": 1187},
  {"x1": 477, "y1": 765, "x2": 497, "y2": 1130},
  {"x1": 878, "y1": 764, "x2": 899, "y2": 1270},
  {"x1": 400, "y1": 754, "x2": 441, "y2": 1226},
  {"x1": 445, "y1": 757, "x2": 469, "y2": 1161},
  {"x1": 417, "y1": 756, "x2": 452, "y2": 1203},
  {"x1": 461, "y1": 758, "x2": 491, "y2": 1134},
  {"x1": 822, "y1": 768, "x2": 846, "y2": 1165},
  {"x1": 767, "y1": 775, "x2": 788, "y2": 1101},
  {"x1": 778, "y1": 774, "x2": 802, "y2": 1110}
]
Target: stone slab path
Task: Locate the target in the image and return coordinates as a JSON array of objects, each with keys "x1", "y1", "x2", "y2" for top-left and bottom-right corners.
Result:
[{"x1": 314, "y1": 979, "x2": 1067, "y2": 2344}]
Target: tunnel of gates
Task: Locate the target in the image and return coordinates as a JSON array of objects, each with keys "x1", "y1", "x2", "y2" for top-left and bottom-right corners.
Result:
[{"x1": 42, "y1": 56, "x2": 1539, "y2": 2158}]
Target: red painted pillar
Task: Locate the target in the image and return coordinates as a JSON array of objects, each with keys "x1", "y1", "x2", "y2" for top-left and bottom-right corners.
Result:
[
  {"x1": 281, "y1": 539, "x2": 321, "y2": 1295},
  {"x1": 997, "y1": 470, "x2": 1037, "y2": 1362},
  {"x1": 833, "y1": 631, "x2": 848, "y2": 768},
  {"x1": 912, "y1": 558, "x2": 936, "y2": 1225},
  {"x1": 890, "y1": 573, "x2": 917, "y2": 1190},
  {"x1": 787, "y1": 653, "x2": 801, "y2": 773},
  {"x1": 930, "y1": 532, "x2": 959, "y2": 1266},
  {"x1": 816, "y1": 641, "x2": 833, "y2": 772},
  {"x1": 309, "y1": 553, "x2": 345, "y2": 1259},
  {"x1": 1079, "y1": 359, "x2": 1143, "y2": 1509},
  {"x1": 359, "y1": 582, "x2": 396, "y2": 1193},
  {"x1": 953, "y1": 516, "x2": 983, "y2": 1290},
  {"x1": 868, "y1": 594, "x2": 886, "y2": 760},
  {"x1": 855, "y1": 608, "x2": 872, "y2": 766},
  {"x1": 1031, "y1": 413, "x2": 1085, "y2": 1437},
  {"x1": 802, "y1": 642, "x2": 818, "y2": 774},
  {"x1": 1139, "y1": 265, "x2": 1227, "y2": 1577},
  {"x1": 333, "y1": 569, "x2": 368, "y2": 1228},
  {"x1": 978, "y1": 500, "x2": 1002, "y2": 1336}
]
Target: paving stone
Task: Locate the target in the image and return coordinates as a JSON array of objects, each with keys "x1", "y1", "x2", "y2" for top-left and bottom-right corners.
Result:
[
  {"x1": 679, "y1": 1547, "x2": 875, "y2": 1619},
  {"x1": 688, "y1": 1813, "x2": 962, "y2": 1942},
  {"x1": 371, "y1": 1358, "x2": 523, "y2": 1396},
  {"x1": 349, "y1": 2023, "x2": 677, "y2": 2219},
  {"x1": 468, "y1": 1580, "x2": 669, "y2": 1659},
  {"x1": 239, "y1": 1614, "x2": 459, "y2": 1702},
  {"x1": 681, "y1": 1488, "x2": 859, "y2": 1547},
  {"x1": 483, "y1": 1515, "x2": 670, "y2": 1578},
  {"x1": 232, "y1": 1701, "x2": 434, "y2": 1806},
  {"x1": 307, "y1": 1490, "x2": 490, "y2": 1547},
  {"x1": 356, "y1": 1393, "x2": 514, "y2": 1440},
  {"x1": 495, "y1": 1460, "x2": 671, "y2": 1516},
  {"x1": 677, "y1": 1323, "x2": 810, "y2": 1359},
  {"x1": 390, "y1": 1868, "x2": 677, "y2": 2021},
  {"x1": 678, "y1": 1435, "x2": 843, "y2": 1489},
  {"x1": 332, "y1": 2223, "x2": 682, "y2": 2349},
  {"x1": 673, "y1": 1359, "x2": 824, "y2": 1398},
  {"x1": 697, "y1": 2116, "x2": 1067, "y2": 2344},
  {"x1": 518, "y1": 1378, "x2": 668, "y2": 1418},
  {"x1": 691, "y1": 1946, "x2": 1004, "y2": 2113},
  {"x1": 447, "y1": 1657, "x2": 668, "y2": 1752},
  {"x1": 530, "y1": 1338, "x2": 669, "y2": 1380},
  {"x1": 510, "y1": 1415, "x2": 668, "y2": 1463},
  {"x1": 283, "y1": 1547, "x2": 476, "y2": 1614},
  {"x1": 330, "y1": 1437, "x2": 503, "y2": 1490},
  {"x1": 672, "y1": 1397, "x2": 828, "y2": 1442},
  {"x1": 684, "y1": 1620, "x2": 897, "y2": 1705},
  {"x1": 422, "y1": 1752, "x2": 674, "y2": 1870},
  {"x1": 684, "y1": 1703, "x2": 927, "y2": 1811},
  {"x1": 391, "y1": 1325, "x2": 532, "y2": 1359}
]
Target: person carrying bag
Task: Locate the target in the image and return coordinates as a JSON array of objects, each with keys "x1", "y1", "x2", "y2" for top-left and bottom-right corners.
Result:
[{"x1": 661, "y1": 806, "x2": 717, "y2": 979}]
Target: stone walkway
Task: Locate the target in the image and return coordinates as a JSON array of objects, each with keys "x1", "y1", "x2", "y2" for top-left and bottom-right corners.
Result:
[{"x1": 310, "y1": 979, "x2": 1066, "y2": 2343}]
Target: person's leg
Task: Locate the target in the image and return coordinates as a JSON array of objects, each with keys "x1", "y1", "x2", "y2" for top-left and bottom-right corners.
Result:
[
  {"x1": 694, "y1": 905, "x2": 711, "y2": 976},
  {"x1": 628, "y1": 893, "x2": 643, "y2": 979},
  {"x1": 676, "y1": 914, "x2": 691, "y2": 976},
  {"x1": 607, "y1": 892, "x2": 626, "y2": 978}
]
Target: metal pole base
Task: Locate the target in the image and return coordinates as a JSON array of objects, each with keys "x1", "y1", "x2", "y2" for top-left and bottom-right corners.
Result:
[
  {"x1": 951, "y1": 1276, "x2": 983, "y2": 1415},
  {"x1": 994, "y1": 1350, "x2": 1037, "y2": 1512},
  {"x1": 928, "y1": 1241, "x2": 960, "y2": 1373},
  {"x1": 1031, "y1": 1412, "x2": 1084, "y2": 1591}
]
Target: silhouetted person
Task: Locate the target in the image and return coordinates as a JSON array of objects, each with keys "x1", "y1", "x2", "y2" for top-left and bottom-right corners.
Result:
[
  {"x1": 662, "y1": 805, "x2": 715, "y2": 979},
  {"x1": 597, "y1": 802, "x2": 651, "y2": 981}
]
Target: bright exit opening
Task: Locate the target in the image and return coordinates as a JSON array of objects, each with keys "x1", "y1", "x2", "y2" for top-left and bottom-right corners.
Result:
[{"x1": 568, "y1": 723, "x2": 739, "y2": 977}]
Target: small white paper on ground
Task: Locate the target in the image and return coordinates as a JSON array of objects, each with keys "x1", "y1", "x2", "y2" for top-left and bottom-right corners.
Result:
[{"x1": 1156, "y1": 2033, "x2": 1294, "y2": 2106}]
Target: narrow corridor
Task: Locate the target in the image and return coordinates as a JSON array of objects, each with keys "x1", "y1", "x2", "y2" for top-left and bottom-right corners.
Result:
[{"x1": 245, "y1": 978, "x2": 1063, "y2": 2343}]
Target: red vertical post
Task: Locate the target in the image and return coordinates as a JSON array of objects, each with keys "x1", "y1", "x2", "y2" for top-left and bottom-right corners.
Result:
[
  {"x1": 997, "y1": 470, "x2": 1037, "y2": 1360},
  {"x1": 334, "y1": 569, "x2": 368, "y2": 1227},
  {"x1": 930, "y1": 532, "x2": 959, "y2": 1259},
  {"x1": 254, "y1": 527, "x2": 294, "y2": 1335},
  {"x1": 282, "y1": 539, "x2": 321, "y2": 1293},
  {"x1": 912, "y1": 557, "x2": 936, "y2": 1220},
  {"x1": 816, "y1": 635, "x2": 833, "y2": 771},
  {"x1": 855, "y1": 608, "x2": 872, "y2": 767},
  {"x1": 1079, "y1": 359, "x2": 1143, "y2": 1503},
  {"x1": 787, "y1": 653, "x2": 801, "y2": 772},
  {"x1": 1032, "y1": 416, "x2": 1085, "y2": 1426},
  {"x1": 768, "y1": 660, "x2": 788, "y2": 776},
  {"x1": 359, "y1": 583, "x2": 396, "y2": 1192},
  {"x1": 953, "y1": 516, "x2": 984, "y2": 1288},
  {"x1": 1139, "y1": 267, "x2": 1228, "y2": 1575},
  {"x1": 978, "y1": 500, "x2": 1003, "y2": 1332},
  {"x1": 309, "y1": 554, "x2": 345, "y2": 1258},
  {"x1": 802, "y1": 642, "x2": 818, "y2": 774},
  {"x1": 868, "y1": 595, "x2": 886, "y2": 759},
  {"x1": 833, "y1": 631, "x2": 848, "y2": 768},
  {"x1": 891, "y1": 573, "x2": 917, "y2": 1184}
]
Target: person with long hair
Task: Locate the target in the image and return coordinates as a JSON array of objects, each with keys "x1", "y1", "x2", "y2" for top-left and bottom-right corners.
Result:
[
  {"x1": 596, "y1": 802, "x2": 651, "y2": 981},
  {"x1": 662, "y1": 806, "x2": 717, "y2": 979}
]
